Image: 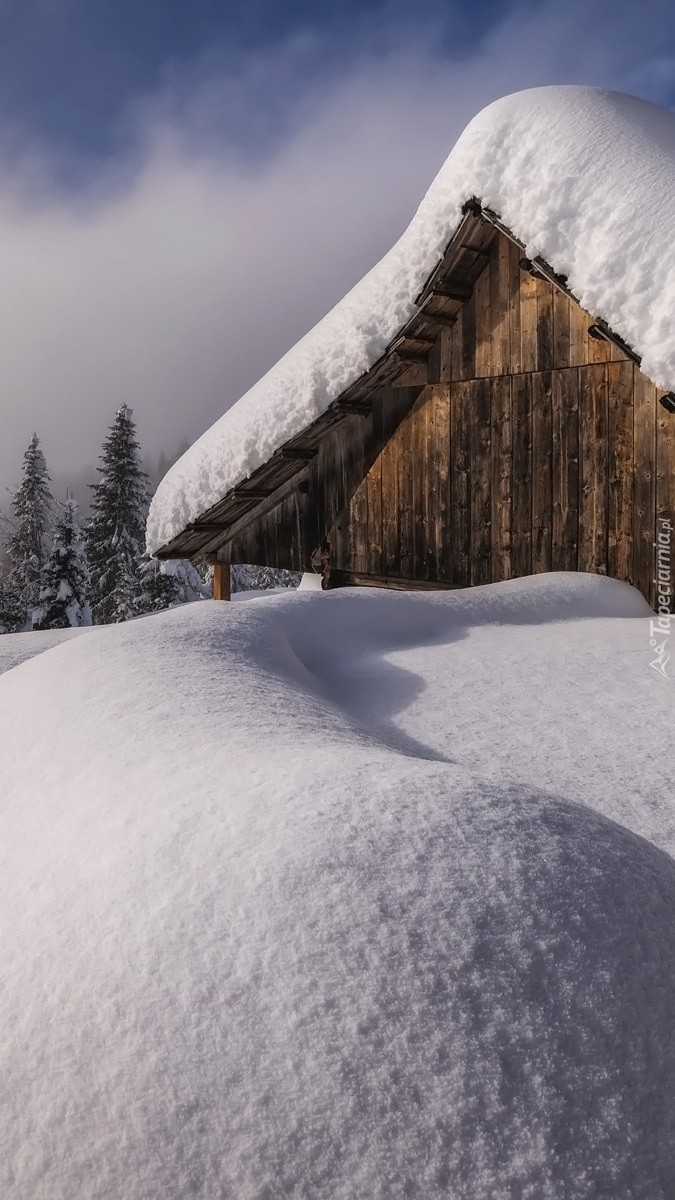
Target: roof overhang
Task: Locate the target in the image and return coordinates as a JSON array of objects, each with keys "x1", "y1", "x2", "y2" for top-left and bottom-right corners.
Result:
[{"x1": 155, "y1": 201, "x2": 641, "y2": 562}]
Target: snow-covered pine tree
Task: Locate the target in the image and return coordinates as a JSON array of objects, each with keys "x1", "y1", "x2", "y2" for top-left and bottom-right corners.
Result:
[
  {"x1": 34, "y1": 496, "x2": 91, "y2": 630},
  {"x1": 159, "y1": 557, "x2": 212, "y2": 603},
  {"x1": 136, "y1": 553, "x2": 180, "y2": 614},
  {"x1": 86, "y1": 405, "x2": 149, "y2": 624},
  {"x1": 2, "y1": 433, "x2": 54, "y2": 630},
  {"x1": 135, "y1": 555, "x2": 215, "y2": 614},
  {"x1": 231, "y1": 564, "x2": 301, "y2": 592},
  {"x1": 0, "y1": 577, "x2": 22, "y2": 634}
]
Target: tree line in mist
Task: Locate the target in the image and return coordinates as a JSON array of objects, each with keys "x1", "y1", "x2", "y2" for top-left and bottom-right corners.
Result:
[
  {"x1": 0, "y1": 405, "x2": 210, "y2": 634},
  {"x1": 0, "y1": 406, "x2": 300, "y2": 635}
]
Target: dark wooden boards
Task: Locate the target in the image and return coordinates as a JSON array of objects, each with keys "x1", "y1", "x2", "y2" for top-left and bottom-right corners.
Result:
[
  {"x1": 551, "y1": 367, "x2": 579, "y2": 571},
  {"x1": 325, "y1": 569, "x2": 461, "y2": 592},
  {"x1": 633, "y1": 369, "x2": 656, "y2": 606},
  {"x1": 225, "y1": 385, "x2": 422, "y2": 572},
  {"x1": 578, "y1": 364, "x2": 608, "y2": 575},
  {"x1": 450, "y1": 380, "x2": 471, "y2": 585},
  {"x1": 531, "y1": 371, "x2": 553, "y2": 574},
  {"x1": 511, "y1": 373, "x2": 532, "y2": 577},
  {"x1": 470, "y1": 378, "x2": 492, "y2": 585},
  {"x1": 491, "y1": 375, "x2": 512, "y2": 582},
  {"x1": 327, "y1": 350, "x2": 660, "y2": 604},
  {"x1": 322, "y1": 227, "x2": 662, "y2": 604},
  {"x1": 436, "y1": 231, "x2": 630, "y2": 383},
  {"x1": 608, "y1": 360, "x2": 634, "y2": 582},
  {"x1": 181, "y1": 220, "x2": 668, "y2": 613}
]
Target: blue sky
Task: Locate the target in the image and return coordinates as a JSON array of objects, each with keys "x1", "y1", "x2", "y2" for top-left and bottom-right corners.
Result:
[
  {"x1": 3, "y1": 0, "x2": 675, "y2": 175},
  {"x1": 0, "y1": 0, "x2": 508, "y2": 161},
  {"x1": 1, "y1": 0, "x2": 675, "y2": 491}
]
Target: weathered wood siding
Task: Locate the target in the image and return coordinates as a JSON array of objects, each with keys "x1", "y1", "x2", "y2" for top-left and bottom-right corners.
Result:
[
  {"x1": 328, "y1": 232, "x2": 669, "y2": 608},
  {"x1": 220, "y1": 227, "x2": 670, "y2": 610},
  {"x1": 225, "y1": 385, "x2": 422, "y2": 573}
]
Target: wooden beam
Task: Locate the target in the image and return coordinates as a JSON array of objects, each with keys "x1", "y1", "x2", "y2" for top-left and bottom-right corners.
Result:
[
  {"x1": 519, "y1": 256, "x2": 547, "y2": 281},
  {"x1": 189, "y1": 521, "x2": 233, "y2": 533},
  {"x1": 276, "y1": 446, "x2": 318, "y2": 461},
  {"x1": 426, "y1": 278, "x2": 473, "y2": 301},
  {"x1": 397, "y1": 332, "x2": 437, "y2": 346},
  {"x1": 390, "y1": 336, "x2": 433, "y2": 360},
  {"x1": 194, "y1": 468, "x2": 313, "y2": 556},
  {"x1": 213, "y1": 561, "x2": 231, "y2": 601},
  {"x1": 588, "y1": 323, "x2": 641, "y2": 365},
  {"x1": 417, "y1": 310, "x2": 457, "y2": 328},
  {"x1": 459, "y1": 243, "x2": 491, "y2": 258},
  {"x1": 392, "y1": 346, "x2": 430, "y2": 364},
  {"x1": 325, "y1": 568, "x2": 463, "y2": 592},
  {"x1": 231, "y1": 488, "x2": 272, "y2": 501},
  {"x1": 334, "y1": 398, "x2": 373, "y2": 416},
  {"x1": 524, "y1": 257, "x2": 573, "y2": 298},
  {"x1": 467, "y1": 200, "x2": 525, "y2": 248}
]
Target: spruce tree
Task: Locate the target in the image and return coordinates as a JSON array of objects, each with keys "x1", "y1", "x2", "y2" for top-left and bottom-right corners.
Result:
[
  {"x1": 231, "y1": 564, "x2": 300, "y2": 592},
  {"x1": 34, "y1": 496, "x2": 91, "y2": 630},
  {"x1": 86, "y1": 405, "x2": 149, "y2": 624},
  {"x1": 159, "y1": 557, "x2": 212, "y2": 604},
  {"x1": 0, "y1": 577, "x2": 22, "y2": 634},
  {"x1": 2, "y1": 433, "x2": 53, "y2": 630},
  {"x1": 136, "y1": 553, "x2": 180, "y2": 614}
]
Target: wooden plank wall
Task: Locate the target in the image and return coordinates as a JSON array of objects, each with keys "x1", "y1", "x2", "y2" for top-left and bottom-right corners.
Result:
[
  {"x1": 331, "y1": 232, "x2": 669, "y2": 608},
  {"x1": 225, "y1": 385, "x2": 422, "y2": 573}
]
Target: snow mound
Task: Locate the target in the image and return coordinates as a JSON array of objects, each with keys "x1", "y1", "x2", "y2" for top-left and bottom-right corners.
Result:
[
  {"x1": 1, "y1": 574, "x2": 674, "y2": 1197},
  {"x1": 148, "y1": 86, "x2": 675, "y2": 554},
  {"x1": 0, "y1": 625, "x2": 86, "y2": 676}
]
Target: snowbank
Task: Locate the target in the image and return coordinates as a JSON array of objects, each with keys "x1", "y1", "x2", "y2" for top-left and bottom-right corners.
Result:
[
  {"x1": 0, "y1": 625, "x2": 86, "y2": 676},
  {"x1": 1, "y1": 573, "x2": 675, "y2": 1197},
  {"x1": 147, "y1": 86, "x2": 675, "y2": 554}
]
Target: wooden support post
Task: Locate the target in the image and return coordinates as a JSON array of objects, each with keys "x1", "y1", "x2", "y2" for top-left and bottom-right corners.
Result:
[{"x1": 213, "y1": 561, "x2": 231, "y2": 601}]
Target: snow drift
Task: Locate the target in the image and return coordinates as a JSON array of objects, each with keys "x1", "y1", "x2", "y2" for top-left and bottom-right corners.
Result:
[
  {"x1": 0, "y1": 625, "x2": 85, "y2": 675},
  {"x1": 148, "y1": 85, "x2": 675, "y2": 554},
  {"x1": 1, "y1": 573, "x2": 675, "y2": 1197}
]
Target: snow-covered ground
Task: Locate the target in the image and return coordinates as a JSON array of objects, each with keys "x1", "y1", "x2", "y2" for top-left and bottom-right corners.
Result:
[
  {"x1": 1, "y1": 573, "x2": 674, "y2": 1197},
  {"x1": 0, "y1": 625, "x2": 86, "y2": 675},
  {"x1": 148, "y1": 86, "x2": 675, "y2": 553},
  {"x1": 0, "y1": 590, "x2": 285, "y2": 676}
]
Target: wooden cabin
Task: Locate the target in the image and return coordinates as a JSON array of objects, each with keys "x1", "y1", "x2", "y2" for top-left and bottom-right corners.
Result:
[{"x1": 156, "y1": 201, "x2": 674, "y2": 610}]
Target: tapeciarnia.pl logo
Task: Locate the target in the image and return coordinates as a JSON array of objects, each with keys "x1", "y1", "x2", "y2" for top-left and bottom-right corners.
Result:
[{"x1": 650, "y1": 516, "x2": 672, "y2": 678}]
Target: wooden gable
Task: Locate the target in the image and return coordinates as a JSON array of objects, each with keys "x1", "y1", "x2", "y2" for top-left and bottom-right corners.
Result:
[
  {"x1": 327, "y1": 230, "x2": 672, "y2": 610},
  {"x1": 157, "y1": 207, "x2": 673, "y2": 611}
]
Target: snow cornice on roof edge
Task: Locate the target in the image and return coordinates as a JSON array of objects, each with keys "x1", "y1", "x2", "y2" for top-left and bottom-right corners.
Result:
[{"x1": 147, "y1": 86, "x2": 675, "y2": 556}]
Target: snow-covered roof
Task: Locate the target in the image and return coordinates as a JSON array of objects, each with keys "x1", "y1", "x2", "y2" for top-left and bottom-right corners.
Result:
[{"x1": 147, "y1": 86, "x2": 675, "y2": 555}]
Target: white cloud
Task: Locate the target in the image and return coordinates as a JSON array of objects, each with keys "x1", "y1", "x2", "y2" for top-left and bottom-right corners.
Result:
[{"x1": 0, "y1": 0, "x2": 672, "y2": 493}]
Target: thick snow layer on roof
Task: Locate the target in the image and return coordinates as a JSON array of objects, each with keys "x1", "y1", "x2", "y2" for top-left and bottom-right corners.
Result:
[
  {"x1": 2, "y1": 573, "x2": 675, "y2": 1196},
  {"x1": 147, "y1": 85, "x2": 675, "y2": 554}
]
